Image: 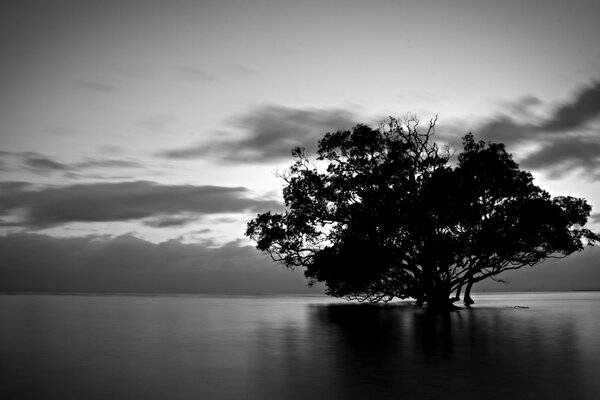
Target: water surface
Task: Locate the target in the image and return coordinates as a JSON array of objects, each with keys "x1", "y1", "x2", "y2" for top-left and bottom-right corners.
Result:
[{"x1": 2, "y1": 292, "x2": 599, "y2": 399}]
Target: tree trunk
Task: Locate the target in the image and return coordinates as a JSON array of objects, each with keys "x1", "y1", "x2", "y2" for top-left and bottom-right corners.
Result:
[
  {"x1": 463, "y1": 279, "x2": 475, "y2": 306},
  {"x1": 453, "y1": 283, "x2": 463, "y2": 302},
  {"x1": 425, "y1": 287, "x2": 459, "y2": 312}
]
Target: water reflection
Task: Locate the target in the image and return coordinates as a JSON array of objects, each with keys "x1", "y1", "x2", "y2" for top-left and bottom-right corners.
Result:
[
  {"x1": 252, "y1": 302, "x2": 592, "y2": 400},
  {"x1": 2, "y1": 294, "x2": 598, "y2": 399}
]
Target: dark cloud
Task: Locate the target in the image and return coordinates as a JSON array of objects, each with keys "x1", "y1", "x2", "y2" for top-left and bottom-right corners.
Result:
[
  {"x1": 192, "y1": 228, "x2": 213, "y2": 234},
  {"x1": 1, "y1": 151, "x2": 71, "y2": 174},
  {"x1": 160, "y1": 105, "x2": 358, "y2": 162},
  {"x1": 516, "y1": 95, "x2": 543, "y2": 110},
  {"x1": 142, "y1": 214, "x2": 201, "y2": 228},
  {"x1": 61, "y1": 172, "x2": 139, "y2": 181},
  {"x1": 467, "y1": 81, "x2": 600, "y2": 179},
  {"x1": 0, "y1": 181, "x2": 31, "y2": 190},
  {"x1": 75, "y1": 159, "x2": 142, "y2": 169},
  {"x1": 164, "y1": 82, "x2": 600, "y2": 175},
  {"x1": 0, "y1": 181, "x2": 282, "y2": 228},
  {"x1": 159, "y1": 143, "x2": 211, "y2": 160},
  {"x1": 464, "y1": 83, "x2": 600, "y2": 146},
  {"x1": 541, "y1": 81, "x2": 600, "y2": 132},
  {"x1": 491, "y1": 96, "x2": 544, "y2": 121},
  {"x1": 474, "y1": 117, "x2": 538, "y2": 147},
  {"x1": 2, "y1": 151, "x2": 143, "y2": 175},
  {"x1": 519, "y1": 136, "x2": 600, "y2": 179},
  {"x1": 23, "y1": 154, "x2": 71, "y2": 172},
  {"x1": 0, "y1": 233, "x2": 318, "y2": 294}
]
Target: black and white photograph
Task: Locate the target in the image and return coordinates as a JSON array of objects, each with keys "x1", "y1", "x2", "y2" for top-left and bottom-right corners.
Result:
[{"x1": 1, "y1": 1, "x2": 600, "y2": 399}]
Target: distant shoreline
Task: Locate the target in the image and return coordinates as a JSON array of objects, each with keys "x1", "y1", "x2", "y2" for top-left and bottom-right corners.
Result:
[{"x1": 1, "y1": 289, "x2": 599, "y2": 297}]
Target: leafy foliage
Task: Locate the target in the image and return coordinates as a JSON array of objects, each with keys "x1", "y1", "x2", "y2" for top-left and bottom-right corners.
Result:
[{"x1": 246, "y1": 117, "x2": 599, "y2": 309}]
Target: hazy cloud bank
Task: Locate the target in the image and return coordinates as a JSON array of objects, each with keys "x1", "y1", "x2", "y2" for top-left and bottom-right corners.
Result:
[
  {"x1": 475, "y1": 245, "x2": 600, "y2": 292},
  {"x1": 0, "y1": 181, "x2": 281, "y2": 229},
  {"x1": 0, "y1": 233, "x2": 316, "y2": 294},
  {"x1": 1, "y1": 233, "x2": 597, "y2": 294}
]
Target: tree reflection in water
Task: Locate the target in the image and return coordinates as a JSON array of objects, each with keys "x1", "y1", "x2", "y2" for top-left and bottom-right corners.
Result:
[{"x1": 253, "y1": 302, "x2": 590, "y2": 400}]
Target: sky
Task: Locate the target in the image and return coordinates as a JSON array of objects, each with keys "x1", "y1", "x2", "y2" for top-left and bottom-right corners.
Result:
[{"x1": 1, "y1": 0, "x2": 600, "y2": 294}]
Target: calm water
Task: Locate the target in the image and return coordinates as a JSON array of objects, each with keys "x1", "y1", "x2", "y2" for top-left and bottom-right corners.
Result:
[{"x1": 2, "y1": 292, "x2": 600, "y2": 399}]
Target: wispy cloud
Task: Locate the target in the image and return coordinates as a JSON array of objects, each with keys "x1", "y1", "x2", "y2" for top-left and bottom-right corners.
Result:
[
  {"x1": 22, "y1": 153, "x2": 71, "y2": 173},
  {"x1": 0, "y1": 181, "x2": 282, "y2": 229},
  {"x1": 2, "y1": 151, "x2": 143, "y2": 176},
  {"x1": 75, "y1": 159, "x2": 142, "y2": 169},
  {"x1": 160, "y1": 105, "x2": 359, "y2": 162}
]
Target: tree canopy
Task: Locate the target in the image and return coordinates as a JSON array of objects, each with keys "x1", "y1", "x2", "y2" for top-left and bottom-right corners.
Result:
[{"x1": 246, "y1": 116, "x2": 599, "y2": 310}]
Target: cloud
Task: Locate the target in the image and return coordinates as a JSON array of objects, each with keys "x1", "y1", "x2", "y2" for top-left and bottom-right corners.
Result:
[
  {"x1": 0, "y1": 233, "x2": 318, "y2": 294},
  {"x1": 160, "y1": 105, "x2": 359, "y2": 162},
  {"x1": 22, "y1": 153, "x2": 71, "y2": 173},
  {"x1": 519, "y1": 136, "x2": 600, "y2": 179},
  {"x1": 541, "y1": 81, "x2": 600, "y2": 132},
  {"x1": 2, "y1": 151, "x2": 143, "y2": 176},
  {"x1": 0, "y1": 181, "x2": 282, "y2": 228},
  {"x1": 160, "y1": 82, "x2": 600, "y2": 175},
  {"x1": 75, "y1": 159, "x2": 142, "y2": 169},
  {"x1": 474, "y1": 117, "x2": 538, "y2": 147},
  {"x1": 515, "y1": 95, "x2": 543, "y2": 111},
  {"x1": 465, "y1": 80, "x2": 600, "y2": 180},
  {"x1": 0, "y1": 181, "x2": 31, "y2": 190},
  {"x1": 0, "y1": 232, "x2": 596, "y2": 294},
  {"x1": 142, "y1": 214, "x2": 201, "y2": 228}
]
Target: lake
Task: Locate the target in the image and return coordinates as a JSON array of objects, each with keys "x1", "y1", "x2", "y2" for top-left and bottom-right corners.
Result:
[{"x1": 2, "y1": 292, "x2": 600, "y2": 399}]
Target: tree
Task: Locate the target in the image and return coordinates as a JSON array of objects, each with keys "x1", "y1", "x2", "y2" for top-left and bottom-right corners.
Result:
[{"x1": 246, "y1": 116, "x2": 599, "y2": 311}]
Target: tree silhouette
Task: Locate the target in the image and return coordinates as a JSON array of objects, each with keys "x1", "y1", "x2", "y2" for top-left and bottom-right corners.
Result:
[{"x1": 246, "y1": 116, "x2": 599, "y2": 311}]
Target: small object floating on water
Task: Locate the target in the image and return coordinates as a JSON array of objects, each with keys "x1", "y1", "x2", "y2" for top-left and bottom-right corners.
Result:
[{"x1": 513, "y1": 305, "x2": 530, "y2": 309}]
